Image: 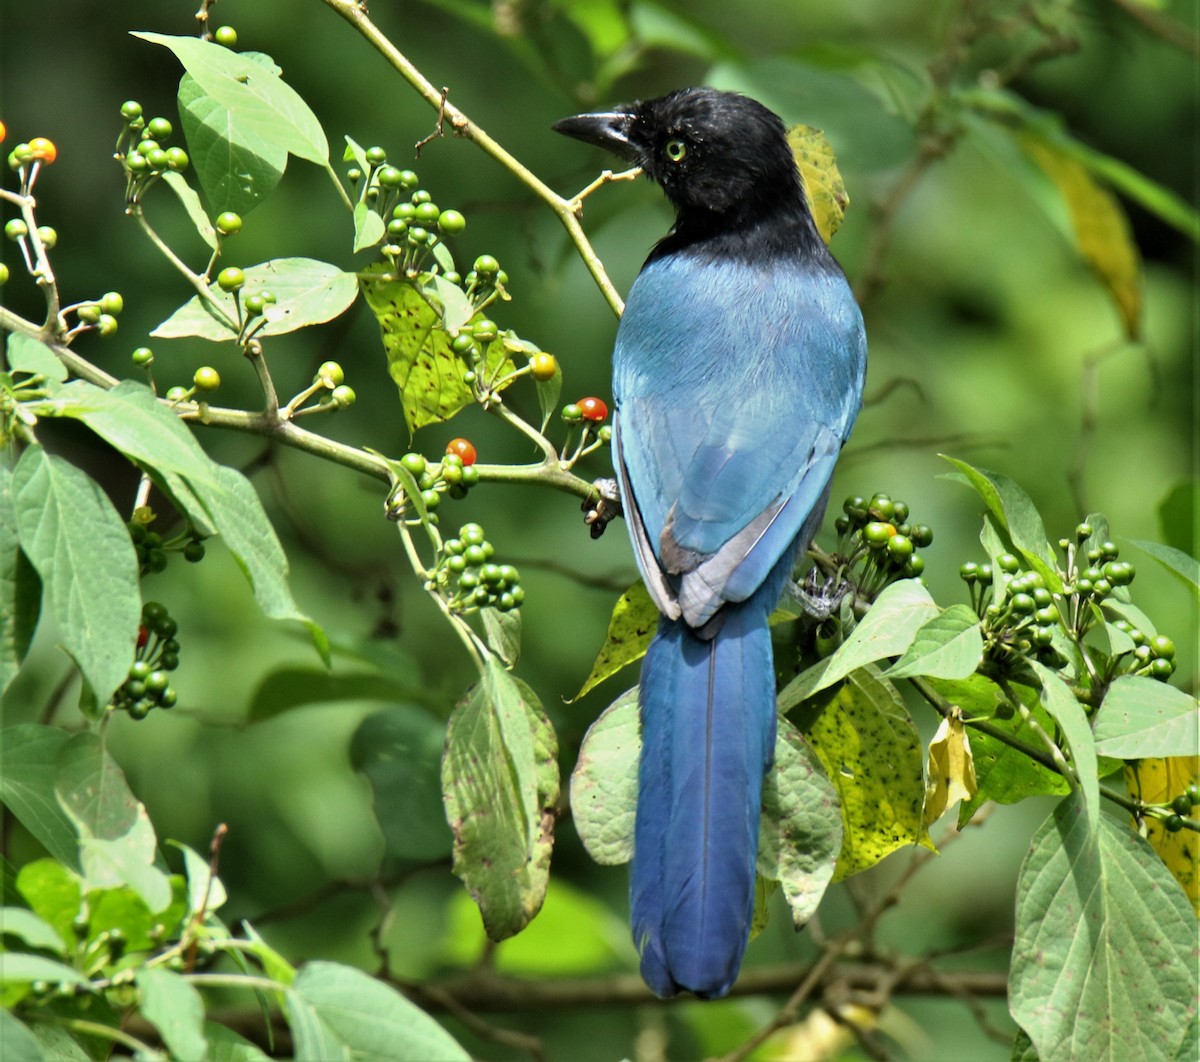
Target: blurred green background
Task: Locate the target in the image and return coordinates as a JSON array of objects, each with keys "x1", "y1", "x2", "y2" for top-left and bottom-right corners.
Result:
[{"x1": 2, "y1": 0, "x2": 1195, "y2": 1058}]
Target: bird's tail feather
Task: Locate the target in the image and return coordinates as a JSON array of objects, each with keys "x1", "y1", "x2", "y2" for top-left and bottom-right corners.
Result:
[{"x1": 631, "y1": 599, "x2": 776, "y2": 999}]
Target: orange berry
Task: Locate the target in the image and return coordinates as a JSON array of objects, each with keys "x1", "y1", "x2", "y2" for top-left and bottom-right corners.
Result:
[
  {"x1": 0, "y1": 119, "x2": 7, "y2": 144},
  {"x1": 445, "y1": 438, "x2": 477, "y2": 466},
  {"x1": 27, "y1": 136, "x2": 57, "y2": 163}
]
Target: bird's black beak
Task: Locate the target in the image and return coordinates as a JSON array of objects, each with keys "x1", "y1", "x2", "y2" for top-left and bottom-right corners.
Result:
[{"x1": 552, "y1": 107, "x2": 640, "y2": 162}]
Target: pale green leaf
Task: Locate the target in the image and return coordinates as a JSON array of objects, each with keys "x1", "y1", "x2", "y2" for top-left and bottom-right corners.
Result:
[
  {"x1": 0, "y1": 953, "x2": 87, "y2": 985},
  {"x1": 353, "y1": 201, "x2": 386, "y2": 252},
  {"x1": 0, "y1": 727, "x2": 78, "y2": 870},
  {"x1": 0, "y1": 1010, "x2": 43, "y2": 1062},
  {"x1": 1127, "y1": 538, "x2": 1199, "y2": 592},
  {"x1": 15, "y1": 858, "x2": 82, "y2": 952},
  {"x1": 161, "y1": 170, "x2": 218, "y2": 249},
  {"x1": 1093, "y1": 676, "x2": 1198, "y2": 759},
  {"x1": 136, "y1": 968, "x2": 208, "y2": 1062},
  {"x1": 884, "y1": 604, "x2": 983, "y2": 680},
  {"x1": 5, "y1": 332, "x2": 67, "y2": 383},
  {"x1": 0, "y1": 463, "x2": 41, "y2": 694},
  {"x1": 569, "y1": 689, "x2": 639, "y2": 865},
  {"x1": 1030, "y1": 662, "x2": 1099, "y2": 830},
  {"x1": 0, "y1": 907, "x2": 68, "y2": 954}
]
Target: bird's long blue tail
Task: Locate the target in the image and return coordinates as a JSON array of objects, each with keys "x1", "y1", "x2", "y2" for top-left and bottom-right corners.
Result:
[{"x1": 631, "y1": 595, "x2": 777, "y2": 999}]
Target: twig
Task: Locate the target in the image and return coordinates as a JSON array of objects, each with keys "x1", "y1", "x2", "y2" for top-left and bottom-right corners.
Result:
[{"x1": 414, "y1": 86, "x2": 450, "y2": 157}]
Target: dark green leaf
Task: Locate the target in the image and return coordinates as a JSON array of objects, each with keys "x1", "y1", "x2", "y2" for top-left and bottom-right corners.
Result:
[
  {"x1": 134, "y1": 33, "x2": 327, "y2": 163},
  {"x1": 153, "y1": 258, "x2": 357, "y2": 340},
  {"x1": 441, "y1": 662, "x2": 558, "y2": 939},
  {"x1": 1158, "y1": 482, "x2": 1195, "y2": 556},
  {"x1": 12, "y1": 447, "x2": 140, "y2": 703},
  {"x1": 1010, "y1": 790, "x2": 1197, "y2": 1062},
  {"x1": 0, "y1": 1010, "x2": 43, "y2": 1062},
  {"x1": 350, "y1": 707, "x2": 452, "y2": 862},
  {"x1": 1093, "y1": 676, "x2": 1198, "y2": 759},
  {"x1": 0, "y1": 464, "x2": 41, "y2": 695},
  {"x1": 292, "y1": 961, "x2": 469, "y2": 1061},
  {"x1": 247, "y1": 666, "x2": 420, "y2": 723},
  {"x1": 89, "y1": 881, "x2": 187, "y2": 953},
  {"x1": 1127, "y1": 538, "x2": 1199, "y2": 592},
  {"x1": 0, "y1": 729, "x2": 80, "y2": 870},
  {"x1": 136, "y1": 968, "x2": 208, "y2": 1062}
]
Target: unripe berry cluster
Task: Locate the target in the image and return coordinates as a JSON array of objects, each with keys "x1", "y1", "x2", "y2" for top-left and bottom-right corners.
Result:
[
  {"x1": 391, "y1": 445, "x2": 482, "y2": 526},
  {"x1": 835, "y1": 492, "x2": 932, "y2": 595},
  {"x1": 1163, "y1": 784, "x2": 1200, "y2": 833},
  {"x1": 435, "y1": 522, "x2": 524, "y2": 614},
  {"x1": 112, "y1": 602, "x2": 182, "y2": 719},
  {"x1": 115, "y1": 102, "x2": 189, "y2": 204},
  {"x1": 961, "y1": 555, "x2": 1063, "y2": 671},
  {"x1": 129, "y1": 519, "x2": 206, "y2": 574}
]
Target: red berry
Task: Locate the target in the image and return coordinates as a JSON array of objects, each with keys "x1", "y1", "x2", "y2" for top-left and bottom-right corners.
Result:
[
  {"x1": 137, "y1": 624, "x2": 149, "y2": 649},
  {"x1": 446, "y1": 438, "x2": 477, "y2": 466},
  {"x1": 27, "y1": 137, "x2": 57, "y2": 163},
  {"x1": 577, "y1": 396, "x2": 608, "y2": 422}
]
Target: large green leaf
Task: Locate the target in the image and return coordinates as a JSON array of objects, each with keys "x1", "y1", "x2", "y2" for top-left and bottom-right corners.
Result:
[
  {"x1": 883, "y1": 603, "x2": 982, "y2": 680},
  {"x1": 441, "y1": 662, "x2": 559, "y2": 940},
  {"x1": 133, "y1": 33, "x2": 327, "y2": 164},
  {"x1": 779, "y1": 579, "x2": 938, "y2": 708},
  {"x1": 136, "y1": 968, "x2": 208, "y2": 1062},
  {"x1": 11, "y1": 447, "x2": 139, "y2": 703},
  {"x1": 289, "y1": 961, "x2": 469, "y2": 1061},
  {"x1": 16, "y1": 858, "x2": 82, "y2": 952},
  {"x1": 0, "y1": 1010, "x2": 44, "y2": 1062},
  {"x1": 1030, "y1": 662, "x2": 1099, "y2": 830},
  {"x1": 1093, "y1": 676, "x2": 1198, "y2": 759},
  {"x1": 178, "y1": 70, "x2": 286, "y2": 217},
  {"x1": 569, "y1": 689, "x2": 639, "y2": 865},
  {"x1": 5, "y1": 332, "x2": 68, "y2": 384},
  {"x1": 152, "y1": 258, "x2": 357, "y2": 341},
  {"x1": 1010, "y1": 790, "x2": 1197, "y2": 1062},
  {"x1": 801, "y1": 666, "x2": 932, "y2": 880},
  {"x1": 360, "y1": 265, "x2": 515, "y2": 434},
  {"x1": 1126, "y1": 538, "x2": 1199, "y2": 593},
  {"x1": 573, "y1": 581, "x2": 658, "y2": 700}
]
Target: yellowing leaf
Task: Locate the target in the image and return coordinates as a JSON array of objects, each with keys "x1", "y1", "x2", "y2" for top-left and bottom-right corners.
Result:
[
  {"x1": 787, "y1": 124, "x2": 849, "y2": 243},
  {"x1": 1022, "y1": 135, "x2": 1142, "y2": 338},
  {"x1": 923, "y1": 707, "x2": 978, "y2": 825},
  {"x1": 1125, "y1": 755, "x2": 1199, "y2": 916},
  {"x1": 572, "y1": 581, "x2": 658, "y2": 701}
]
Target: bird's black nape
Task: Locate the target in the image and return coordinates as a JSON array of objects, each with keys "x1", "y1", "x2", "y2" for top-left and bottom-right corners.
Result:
[{"x1": 554, "y1": 88, "x2": 823, "y2": 257}]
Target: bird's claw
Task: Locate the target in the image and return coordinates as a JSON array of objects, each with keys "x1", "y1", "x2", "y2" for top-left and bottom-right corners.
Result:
[
  {"x1": 583, "y1": 478, "x2": 623, "y2": 539},
  {"x1": 788, "y1": 570, "x2": 854, "y2": 622}
]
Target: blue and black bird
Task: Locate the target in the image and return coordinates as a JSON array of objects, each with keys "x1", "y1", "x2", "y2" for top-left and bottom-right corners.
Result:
[{"x1": 555, "y1": 89, "x2": 867, "y2": 999}]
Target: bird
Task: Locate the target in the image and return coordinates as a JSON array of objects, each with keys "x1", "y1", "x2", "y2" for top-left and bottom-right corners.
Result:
[{"x1": 554, "y1": 88, "x2": 867, "y2": 999}]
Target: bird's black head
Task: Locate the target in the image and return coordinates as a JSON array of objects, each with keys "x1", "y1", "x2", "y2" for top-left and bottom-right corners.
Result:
[{"x1": 554, "y1": 88, "x2": 809, "y2": 229}]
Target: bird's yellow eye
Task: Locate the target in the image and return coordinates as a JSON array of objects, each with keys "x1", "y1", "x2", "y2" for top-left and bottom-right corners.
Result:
[{"x1": 665, "y1": 139, "x2": 687, "y2": 163}]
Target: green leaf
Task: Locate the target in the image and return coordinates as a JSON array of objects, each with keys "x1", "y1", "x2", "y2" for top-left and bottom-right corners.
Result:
[
  {"x1": 55, "y1": 733, "x2": 173, "y2": 912},
  {"x1": 173, "y1": 841, "x2": 228, "y2": 918},
  {"x1": 133, "y1": 33, "x2": 328, "y2": 164},
  {"x1": 161, "y1": 170, "x2": 218, "y2": 249},
  {"x1": 204, "y1": 1022, "x2": 273, "y2": 1062},
  {"x1": 247, "y1": 665, "x2": 420, "y2": 723},
  {"x1": 422, "y1": 274, "x2": 473, "y2": 334},
  {"x1": 0, "y1": 907, "x2": 69, "y2": 954},
  {"x1": 1158, "y1": 482, "x2": 1194, "y2": 556},
  {"x1": 5, "y1": 332, "x2": 67, "y2": 384},
  {"x1": 350, "y1": 707, "x2": 452, "y2": 863},
  {"x1": 758, "y1": 715, "x2": 841, "y2": 927},
  {"x1": 291, "y1": 961, "x2": 469, "y2": 1061},
  {"x1": 353, "y1": 201, "x2": 386, "y2": 252},
  {"x1": 1093, "y1": 676, "x2": 1198, "y2": 759},
  {"x1": 1126, "y1": 538, "x2": 1199, "y2": 592},
  {"x1": 941, "y1": 457, "x2": 1062, "y2": 591},
  {"x1": 89, "y1": 882, "x2": 187, "y2": 953},
  {"x1": 0, "y1": 1010, "x2": 43, "y2": 1062},
  {"x1": 360, "y1": 264, "x2": 516, "y2": 434},
  {"x1": 1010, "y1": 790, "x2": 1197, "y2": 1062},
  {"x1": 802, "y1": 666, "x2": 932, "y2": 880},
  {"x1": 34, "y1": 380, "x2": 220, "y2": 488},
  {"x1": 441, "y1": 662, "x2": 559, "y2": 940},
  {"x1": 780, "y1": 579, "x2": 939, "y2": 706},
  {"x1": 573, "y1": 581, "x2": 658, "y2": 700},
  {"x1": 159, "y1": 465, "x2": 327, "y2": 661},
  {"x1": 16, "y1": 858, "x2": 82, "y2": 951},
  {"x1": 0, "y1": 952, "x2": 87, "y2": 985},
  {"x1": 0, "y1": 729, "x2": 79, "y2": 870},
  {"x1": 1030, "y1": 662, "x2": 1099, "y2": 830},
  {"x1": 883, "y1": 604, "x2": 983, "y2": 680},
  {"x1": 152, "y1": 258, "x2": 357, "y2": 341},
  {"x1": 0, "y1": 463, "x2": 41, "y2": 695},
  {"x1": 569, "y1": 689, "x2": 639, "y2": 865},
  {"x1": 12, "y1": 447, "x2": 140, "y2": 703},
  {"x1": 179, "y1": 70, "x2": 286, "y2": 217},
  {"x1": 136, "y1": 968, "x2": 208, "y2": 1062},
  {"x1": 479, "y1": 606, "x2": 521, "y2": 668}
]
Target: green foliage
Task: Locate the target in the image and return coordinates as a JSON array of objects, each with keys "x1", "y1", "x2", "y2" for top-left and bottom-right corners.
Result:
[{"x1": 1, "y1": 0, "x2": 1195, "y2": 1058}]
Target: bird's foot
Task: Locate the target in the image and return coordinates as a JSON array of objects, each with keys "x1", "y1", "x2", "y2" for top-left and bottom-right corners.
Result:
[
  {"x1": 787, "y1": 570, "x2": 854, "y2": 622},
  {"x1": 582, "y1": 478, "x2": 623, "y2": 539}
]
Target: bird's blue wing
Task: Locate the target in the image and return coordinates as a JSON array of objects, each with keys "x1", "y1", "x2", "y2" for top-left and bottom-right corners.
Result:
[{"x1": 614, "y1": 252, "x2": 865, "y2": 626}]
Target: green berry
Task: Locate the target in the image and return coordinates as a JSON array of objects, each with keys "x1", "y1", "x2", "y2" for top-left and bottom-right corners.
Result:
[
  {"x1": 561, "y1": 403, "x2": 582, "y2": 424},
  {"x1": 377, "y1": 165, "x2": 404, "y2": 188},
  {"x1": 193, "y1": 367, "x2": 220, "y2": 392},
  {"x1": 886, "y1": 534, "x2": 913, "y2": 561},
  {"x1": 129, "y1": 660, "x2": 152, "y2": 682},
  {"x1": 387, "y1": 219, "x2": 409, "y2": 237},
  {"x1": 98, "y1": 291, "x2": 123, "y2": 315},
  {"x1": 1165, "y1": 814, "x2": 1184, "y2": 833},
  {"x1": 165, "y1": 386, "x2": 189, "y2": 402},
  {"x1": 244, "y1": 294, "x2": 266, "y2": 317},
  {"x1": 127, "y1": 152, "x2": 149, "y2": 173},
  {"x1": 121, "y1": 100, "x2": 143, "y2": 121},
  {"x1": 316, "y1": 361, "x2": 344, "y2": 387},
  {"x1": 903, "y1": 555, "x2": 925, "y2": 578},
  {"x1": 366, "y1": 146, "x2": 387, "y2": 165},
  {"x1": 216, "y1": 267, "x2": 245, "y2": 292},
  {"x1": 142, "y1": 601, "x2": 168, "y2": 624},
  {"x1": 1010, "y1": 592, "x2": 1035, "y2": 615},
  {"x1": 214, "y1": 25, "x2": 238, "y2": 47},
  {"x1": 4, "y1": 218, "x2": 28, "y2": 240},
  {"x1": 461, "y1": 465, "x2": 480, "y2": 487},
  {"x1": 997, "y1": 553, "x2": 1020, "y2": 574},
  {"x1": 132, "y1": 346, "x2": 154, "y2": 367},
  {"x1": 166, "y1": 147, "x2": 189, "y2": 171},
  {"x1": 868, "y1": 492, "x2": 894, "y2": 519},
  {"x1": 0, "y1": 263, "x2": 8, "y2": 285},
  {"x1": 464, "y1": 544, "x2": 487, "y2": 567},
  {"x1": 400, "y1": 452, "x2": 427, "y2": 477},
  {"x1": 892, "y1": 500, "x2": 909, "y2": 523},
  {"x1": 216, "y1": 211, "x2": 243, "y2": 236},
  {"x1": 331, "y1": 385, "x2": 356, "y2": 408},
  {"x1": 473, "y1": 319, "x2": 498, "y2": 343},
  {"x1": 1149, "y1": 658, "x2": 1175, "y2": 680},
  {"x1": 37, "y1": 226, "x2": 58, "y2": 249},
  {"x1": 347, "y1": 167, "x2": 362, "y2": 183},
  {"x1": 183, "y1": 540, "x2": 205, "y2": 563},
  {"x1": 1075, "y1": 522, "x2": 1092, "y2": 541},
  {"x1": 473, "y1": 254, "x2": 500, "y2": 276},
  {"x1": 159, "y1": 652, "x2": 180, "y2": 671},
  {"x1": 159, "y1": 688, "x2": 178, "y2": 708},
  {"x1": 145, "y1": 670, "x2": 170, "y2": 694},
  {"x1": 842, "y1": 495, "x2": 869, "y2": 522},
  {"x1": 396, "y1": 169, "x2": 418, "y2": 189},
  {"x1": 1035, "y1": 605, "x2": 1059, "y2": 626},
  {"x1": 147, "y1": 117, "x2": 173, "y2": 141},
  {"x1": 411, "y1": 189, "x2": 432, "y2": 204},
  {"x1": 959, "y1": 562, "x2": 979, "y2": 582},
  {"x1": 438, "y1": 209, "x2": 466, "y2": 234},
  {"x1": 414, "y1": 202, "x2": 441, "y2": 224},
  {"x1": 136, "y1": 139, "x2": 159, "y2": 157},
  {"x1": 1150, "y1": 635, "x2": 1175, "y2": 660},
  {"x1": 460, "y1": 523, "x2": 485, "y2": 546},
  {"x1": 1171, "y1": 793, "x2": 1193, "y2": 816},
  {"x1": 97, "y1": 313, "x2": 119, "y2": 337},
  {"x1": 910, "y1": 524, "x2": 934, "y2": 547},
  {"x1": 863, "y1": 522, "x2": 893, "y2": 549}
]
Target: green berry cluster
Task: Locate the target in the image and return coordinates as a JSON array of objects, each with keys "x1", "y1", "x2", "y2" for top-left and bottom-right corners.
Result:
[
  {"x1": 390, "y1": 449, "x2": 481, "y2": 526},
  {"x1": 961, "y1": 554, "x2": 1063, "y2": 671},
  {"x1": 112, "y1": 602, "x2": 181, "y2": 719},
  {"x1": 1164, "y1": 784, "x2": 1200, "y2": 833},
  {"x1": 129, "y1": 518, "x2": 206, "y2": 574},
  {"x1": 115, "y1": 102, "x2": 188, "y2": 203},
  {"x1": 834, "y1": 492, "x2": 933, "y2": 595},
  {"x1": 433, "y1": 523, "x2": 524, "y2": 614}
]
